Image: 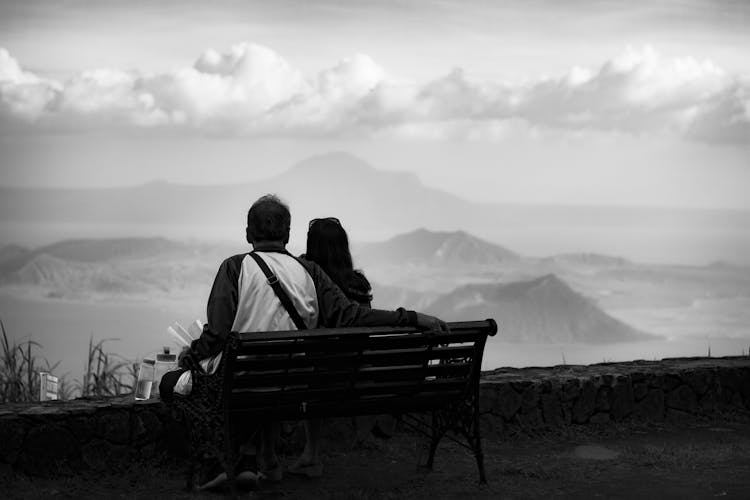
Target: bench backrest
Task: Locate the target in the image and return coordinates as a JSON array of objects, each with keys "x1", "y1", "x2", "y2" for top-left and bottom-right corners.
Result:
[{"x1": 221, "y1": 319, "x2": 497, "y2": 422}]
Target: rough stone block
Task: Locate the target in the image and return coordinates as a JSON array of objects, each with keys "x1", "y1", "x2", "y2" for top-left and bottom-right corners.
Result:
[
  {"x1": 684, "y1": 368, "x2": 713, "y2": 396},
  {"x1": 516, "y1": 408, "x2": 543, "y2": 428},
  {"x1": 665, "y1": 408, "x2": 692, "y2": 423},
  {"x1": 495, "y1": 383, "x2": 523, "y2": 420},
  {"x1": 572, "y1": 380, "x2": 597, "y2": 424},
  {"x1": 730, "y1": 392, "x2": 744, "y2": 408},
  {"x1": 562, "y1": 405, "x2": 573, "y2": 426},
  {"x1": 610, "y1": 378, "x2": 635, "y2": 421},
  {"x1": 479, "y1": 413, "x2": 505, "y2": 439},
  {"x1": 595, "y1": 386, "x2": 611, "y2": 411},
  {"x1": 718, "y1": 368, "x2": 741, "y2": 399},
  {"x1": 541, "y1": 393, "x2": 564, "y2": 427},
  {"x1": 739, "y1": 368, "x2": 750, "y2": 399},
  {"x1": 97, "y1": 410, "x2": 131, "y2": 445},
  {"x1": 634, "y1": 389, "x2": 664, "y2": 421},
  {"x1": 0, "y1": 416, "x2": 27, "y2": 464},
  {"x1": 67, "y1": 416, "x2": 95, "y2": 443},
  {"x1": 17, "y1": 423, "x2": 80, "y2": 476},
  {"x1": 589, "y1": 412, "x2": 610, "y2": 424},
  {"x1": 81, "y1": 438, "x2": 132, "y2": 472},
  {"x1": 666, "y1": 385, "x2": 698, "y2": 414},
  {"x1": 132, "y1": 409, "x2": 162, "y2": 445},
  {"x1": 561, "y1": 378, "x2": 581, "y2": 402},
  {"x1": 520, "y1": 384, "x2": 540, "y2": 412},
  {"x1": 664, "y1": 374, "x2": 682, "y2": 391},
  {"x1": 649, "y1": 373, "x2": 665, "y2": 389},
  {"x1": 479, "y1": 383, "x2": 500, "y2": 413},
  {"x1": 633, "y1": 382, "x2": 648, "y2": 401},
  {"x1": 699, "y1": 392, "x2": 717, "y2": 413}
]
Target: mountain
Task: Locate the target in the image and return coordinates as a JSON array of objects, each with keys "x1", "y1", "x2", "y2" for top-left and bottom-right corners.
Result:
[
  {"x1": 9, "y1": 253, "x2": 148, "y2": 295},
  {"x1": 355, "y1": 229, "x2": 519, "y2": 267},
  {"x1": 0, "y1": 152, "x2": 475, "y2": 243},
  {"x1": 0, "y1": 237, "x2": 243, "y2": 298},
  {"x1": 0, "y1": 237, "x2": 192, "y2": 275},
  {"x1": 3, "y1": 151, "x2": 747, "y2": 267},
  {"x1": 424, "y1": 274, "x2": 653, "y2": 344},
  {"x1": 0, "y1": 244, "x2": 29, "y2": 264}
]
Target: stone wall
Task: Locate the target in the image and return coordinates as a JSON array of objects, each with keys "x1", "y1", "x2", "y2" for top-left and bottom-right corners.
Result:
[
  {"x1": 0, "y1": 398, "x2": 173, "y2": 477},
  {"x1": 1, "y1": 356, "x2": 748, "y2": 476},
  {"x1": 480, "y1": 357, "x2": 750, "y2": 432}
]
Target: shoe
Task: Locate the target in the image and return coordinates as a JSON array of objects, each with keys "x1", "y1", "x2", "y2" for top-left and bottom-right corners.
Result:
[
  {"x1": 197, "y1": 458, "x2": 227, "y2": 491},
  {"x1": 259, "y1": 464, "x2": 283, "y2": 483},
  {"x1": 288, "y1": 459, "x2": 323, "y2": 478},
  {"x1": 236, "y1": 454, "x2": 260, "y2": 489},
  {"x1": 198, "y1": 455, "x2": 259, "y2": 491},
  {"x1": 371, "y1": 422, "x2": 392, "y2": 440}
]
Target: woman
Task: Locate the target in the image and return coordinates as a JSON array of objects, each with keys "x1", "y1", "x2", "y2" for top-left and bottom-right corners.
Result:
[
  {"x1": 303, "y1": 217, "x2": 372, "y2": 307},
  {"x1": 290, "y1": 217, "x2": 376, "y2": 478}
]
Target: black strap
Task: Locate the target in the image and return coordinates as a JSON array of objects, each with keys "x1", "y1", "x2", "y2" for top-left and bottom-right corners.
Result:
[{"x1": 248, "y1": 252, "x2": 308, "y2": 330}]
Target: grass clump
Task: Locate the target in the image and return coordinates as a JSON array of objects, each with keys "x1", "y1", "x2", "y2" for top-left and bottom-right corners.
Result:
[
  {"x1": 1, "y1": 317, "x2": 135, "y2": 402},
  {"x1": 0, "y1": 318, "x2": 60, "y2": 403},
  {"x1": 77, "y1": 335, "x2": 136, "y2": 397}
]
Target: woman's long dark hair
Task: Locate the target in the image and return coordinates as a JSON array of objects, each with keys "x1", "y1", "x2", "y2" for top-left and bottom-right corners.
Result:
[{"x1": 305, "y1": 218, "x2": 354, "y2": 290}]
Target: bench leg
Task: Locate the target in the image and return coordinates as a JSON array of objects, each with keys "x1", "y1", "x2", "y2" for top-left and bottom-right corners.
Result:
[
  {"x1": 426, "y1": 411, "x2": 445, "y2": 470},
  {"x1": 225, "y1": 423, "x2": 240, "y2": 499},
  {"x1": 471, "y1": 400, "x2": 487, "y2": 484},
  {"x1": 431, "y1": 392, "x2": 488, "y2": 483}
]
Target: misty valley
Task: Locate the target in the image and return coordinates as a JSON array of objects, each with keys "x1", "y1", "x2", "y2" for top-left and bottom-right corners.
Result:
[{"x1": 1, "y1": 229, "x2": 748, "y2": 380}]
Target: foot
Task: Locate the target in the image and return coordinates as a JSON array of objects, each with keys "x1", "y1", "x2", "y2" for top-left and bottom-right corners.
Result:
[
  {"x1": 198, "y1": 455, "x2": 259, "y2": 491},
  {"x1": 259, "y1": 464, "x2": 283, "y2": 483},
  {"x1": 288, "y1": 457, "x2": 323, "y2": 478},
  {"x1": 197, "y1": 458, "x2": 226, "y2": 491},
  {"x1": 236, "y1": 454, "x2": 260, "y2": 489}
]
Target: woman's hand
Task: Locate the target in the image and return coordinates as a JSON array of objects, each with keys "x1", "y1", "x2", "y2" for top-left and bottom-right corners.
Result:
[{"x1": 415, "y1": 313, "x2": 450, "y2": 334}]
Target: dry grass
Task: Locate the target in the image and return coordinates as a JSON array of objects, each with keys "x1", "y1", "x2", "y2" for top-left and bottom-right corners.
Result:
[
  {"x1": 0, "y1": 318, "x2": 59, "y2": 403},
  {"x1": 76, "y1": 335, "x2": 136, "y2": 397},
  {"x1": 0, "y1": 317, "x2": 135, "y2": 402}
]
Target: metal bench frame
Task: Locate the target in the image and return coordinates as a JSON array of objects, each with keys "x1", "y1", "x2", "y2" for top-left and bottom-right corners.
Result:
[{"x1": 170, "y1": 319, "x2": 497, "y2": 494}]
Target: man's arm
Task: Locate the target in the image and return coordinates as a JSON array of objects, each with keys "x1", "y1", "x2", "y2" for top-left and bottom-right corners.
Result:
[
  {"x1": 299, "y1": 258, "x2": 448, "y2": 332},
  {"x1": 181, "y1": 254, "x2": 244, "y2": 366}
]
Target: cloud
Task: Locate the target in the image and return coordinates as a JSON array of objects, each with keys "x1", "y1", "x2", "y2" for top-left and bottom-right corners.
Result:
[{"x1": 0, "y1": 44, "x2": 748, "y2": 145}]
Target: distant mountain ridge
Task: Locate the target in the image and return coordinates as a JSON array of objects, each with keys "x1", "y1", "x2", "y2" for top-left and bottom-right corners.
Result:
[
  {"x1": 0, "y1": 232, "x2": 664, "y2": 344},
  {"x1": 424, "y1": 274, "x2": 653, "y2": 344},
  {"x1": 356, "y1": 228, "x2": 519, "y2": 267},
  {"x1": 5, "y1": 151, "x2": 743, "y2": 266}
]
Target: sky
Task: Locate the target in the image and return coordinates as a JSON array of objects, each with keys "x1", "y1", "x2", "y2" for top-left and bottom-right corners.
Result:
[{"x1": 0, "y1": 0, "x2": 749, "y2": 209}]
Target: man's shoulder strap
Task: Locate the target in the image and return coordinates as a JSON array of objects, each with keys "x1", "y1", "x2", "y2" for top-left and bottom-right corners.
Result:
[{"x1": 248, "y1": 251, "x2": 308, "y2": 330}]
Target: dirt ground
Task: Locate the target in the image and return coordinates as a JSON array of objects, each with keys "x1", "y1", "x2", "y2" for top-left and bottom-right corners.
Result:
[{"x1": 4, "y1": 414, "x2": 750, "y2": 499}]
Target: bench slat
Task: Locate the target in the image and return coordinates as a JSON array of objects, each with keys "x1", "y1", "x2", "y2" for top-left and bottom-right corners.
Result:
[
  {"x1": 235, "y1": 320, "x2": 496, "y2": 342},
  {"x1": 227, "y1": 378, "x2": 469, "y2": 410},
  {"x1": 229, "y1": 361, "x2": 473, "y2": 389},
  {"x1": 232, "y1": 345, "x2": 477, "y2": 371},
  {"x1": 235, "y1": 331, "x2": 483, "y2": 356}
]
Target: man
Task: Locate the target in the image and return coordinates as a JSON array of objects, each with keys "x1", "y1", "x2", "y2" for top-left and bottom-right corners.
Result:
[{"x1": 163, "y1": 194, "x2": 448, "y2": 489}]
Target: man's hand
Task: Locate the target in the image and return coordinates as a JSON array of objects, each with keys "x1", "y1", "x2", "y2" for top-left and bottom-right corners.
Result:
[
  {"x1": 178, "y1": 346, "x2": 202, "y2": 372},
  {"x1": 416, "y1": 312, "x2": 450, "y2": 334}
]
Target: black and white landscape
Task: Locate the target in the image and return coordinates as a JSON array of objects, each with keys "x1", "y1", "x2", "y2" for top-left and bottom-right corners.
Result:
[
  {"x1": 2, "y1": 156, "x2": 749, "y2": 376},
  {"x1": 2, "y1": 1, "x2": 749, "y2": 379}
]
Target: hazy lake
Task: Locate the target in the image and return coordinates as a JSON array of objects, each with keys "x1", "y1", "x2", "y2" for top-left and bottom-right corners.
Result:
[{"x1": 2, "y1": 292, "x2": 748, "y2": 384}]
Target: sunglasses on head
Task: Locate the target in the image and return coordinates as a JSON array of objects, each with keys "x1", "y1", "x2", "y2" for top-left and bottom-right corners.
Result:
[{"x1": 309, "y1": 217, "x2": 341, "y2": 229}]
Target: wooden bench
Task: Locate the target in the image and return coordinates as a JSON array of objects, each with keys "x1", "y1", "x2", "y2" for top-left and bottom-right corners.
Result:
[{"x1": 170, "y1": 319, "x2": 498, "y2": 493}]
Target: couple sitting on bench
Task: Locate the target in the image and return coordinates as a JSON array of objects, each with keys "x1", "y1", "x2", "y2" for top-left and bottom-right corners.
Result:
[{"x1": 160, "y1": 194, "x2": 449, "y2": 491}]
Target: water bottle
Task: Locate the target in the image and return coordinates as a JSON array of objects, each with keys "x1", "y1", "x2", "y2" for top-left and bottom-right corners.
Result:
[
  {"x1": 135, "y1": 358, "x2": 155, "y2": 400},
  {"x1": 152, "y1": 346, "x2": 177, "y2": 397}
]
